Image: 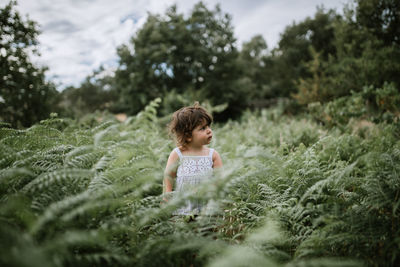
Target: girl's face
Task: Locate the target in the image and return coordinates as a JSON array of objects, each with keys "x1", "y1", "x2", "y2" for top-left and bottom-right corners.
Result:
[{"x1": 189, "y1": 121, "x2": 212, "y2": 146}]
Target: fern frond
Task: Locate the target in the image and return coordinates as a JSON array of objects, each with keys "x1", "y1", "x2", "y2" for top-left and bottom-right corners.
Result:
[
  {"x1": 91, "y1": 121, "x2": 116, "y2": 134},
  {"x1": 93, "y1": 124, "x2": 119, "y2": 146},
  {"x1": 30, "y1": 191, "x2": 94, "y2": 235},
  {"x1": 0, "y1": 167, "x2": 35, "y2": 197},
  {"x1": 93, "y1": 154, "x2": 115, "y2": 172},
  {"x1": 22, "y1": 169, "x2": 94, "y2": 194}
]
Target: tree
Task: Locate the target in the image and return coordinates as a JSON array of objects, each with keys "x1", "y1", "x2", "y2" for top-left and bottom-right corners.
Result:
[
  {"x1": 267, "y1": 8, "x2": 339, "y2": 98},
  {"x1": 292, "y1": 47, "x2": 331, "y2": 105},
  {"x1": 355, "y1": 0, "x2": 400, "y2": 46},
  {"x1": 57, "y1": 66, "x2": 118, "y2": 118},
  {"x1": 290, "y1": 0, "x2": 400, "y2": 107},
  {"x1": 236, "y1": 35, "x2": 272, "y2": 103},
  {"x1": 0, "y1": 1, "x2": 57, "y2": 128},
  {"x1": 325, "y1": 0, "x2": 400, "y2": 98},
  {"x1": 114, "y1": 2, "x2": 244, "y2": 120}
]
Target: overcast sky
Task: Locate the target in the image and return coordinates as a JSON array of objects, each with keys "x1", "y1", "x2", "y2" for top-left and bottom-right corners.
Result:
[{"x1": 6, "y1": 0, "x2": 347, "y2": 90}]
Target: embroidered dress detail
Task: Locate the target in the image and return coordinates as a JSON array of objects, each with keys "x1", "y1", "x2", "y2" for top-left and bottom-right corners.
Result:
[{"x1": 173, "y1": 147, "x2": 214, "y2": 215}]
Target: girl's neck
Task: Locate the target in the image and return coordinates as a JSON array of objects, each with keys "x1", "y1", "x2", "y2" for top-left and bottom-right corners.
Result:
[{"x1": 180, "y1": 144, "x2": 207, "y2": 153}]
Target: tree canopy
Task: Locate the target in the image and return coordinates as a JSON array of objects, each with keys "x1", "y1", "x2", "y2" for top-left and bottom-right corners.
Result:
[
  {"x1": 0, "y1": 0, "x2": 57, "y2": 127},
  {"x1": 114, "y1": 2, "x2": 246, "y2": 119}
]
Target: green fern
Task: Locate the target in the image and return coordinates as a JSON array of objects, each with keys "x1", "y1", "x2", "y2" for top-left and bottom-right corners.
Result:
[{"x1": 1, "y1": 101, "x2": 400, "y2": 266}]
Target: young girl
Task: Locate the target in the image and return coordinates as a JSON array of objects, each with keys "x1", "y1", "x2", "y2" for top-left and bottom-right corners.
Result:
[{"x1": 163, "y1": 102, "x2": 222, "y2": 216}]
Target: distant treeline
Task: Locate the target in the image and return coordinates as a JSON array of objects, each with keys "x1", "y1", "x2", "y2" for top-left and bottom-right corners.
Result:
[{"x1": 1, "y1": 0, "x2": 399, "y2": 127}]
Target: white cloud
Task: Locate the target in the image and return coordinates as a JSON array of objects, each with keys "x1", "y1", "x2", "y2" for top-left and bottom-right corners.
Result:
[{"x1": 3, "y1": 0, "x2": 346, "y2": 90}]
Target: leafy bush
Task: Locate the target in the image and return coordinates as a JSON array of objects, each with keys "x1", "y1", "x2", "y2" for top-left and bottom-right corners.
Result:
[{"x1": 307, "y1": 82, "x2": 400, "y2": 129}]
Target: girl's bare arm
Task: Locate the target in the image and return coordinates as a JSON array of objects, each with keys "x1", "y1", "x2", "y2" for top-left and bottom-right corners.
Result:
[
  {"x1": 212, "y1": 150, "x2": 223, "y2": 168},
  {"x1": 163, "y1": 150, "x2": 179, "y2": 200}
]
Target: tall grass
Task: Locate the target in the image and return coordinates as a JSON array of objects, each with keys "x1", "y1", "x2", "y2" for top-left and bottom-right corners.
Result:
[{"x1": 1, "y1": 99, "x2": 399, "y2": 266}]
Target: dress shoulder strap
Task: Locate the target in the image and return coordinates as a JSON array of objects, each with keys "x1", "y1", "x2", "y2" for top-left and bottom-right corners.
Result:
[
  {"x1": 174, "y1": 147, "x2": 183, "y2": 159},
  {"x1": 208, "y1": 148, "x2": 214, "y2": 158}
]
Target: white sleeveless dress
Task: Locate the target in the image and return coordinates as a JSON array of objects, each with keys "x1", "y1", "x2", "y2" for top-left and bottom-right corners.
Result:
[{"x1": 173, "y1": 147, "x2": 214, "y2": 215}]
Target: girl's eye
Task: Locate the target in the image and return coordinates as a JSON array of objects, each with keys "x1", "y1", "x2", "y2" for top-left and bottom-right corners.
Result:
[{"x1": 199, "y1": 125, "x2": 209, "y2": 130}]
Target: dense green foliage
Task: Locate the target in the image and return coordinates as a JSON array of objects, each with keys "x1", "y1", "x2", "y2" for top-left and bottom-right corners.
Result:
[
  {"x1": 57, "y1": 0, "x2": 399, "y2": 122},
  {"x1": 0, "y1": 0, "x2": 57, "y2": 128},
  {"x1": 57, "y1": 67, "x2": 119, "y2": 118},
  {"x1": 1, "y1": 99, "x2": 399, "y2": 266},
  {"x1": 270, "y1": 8, "x2": 339, "y2": 99},
  {"x1": 2, "y1": 1, "x2": 399, "y2": 264},
  {"x1": 113, "y1": 3, "x2": 243, "y2": 119},
  {"x1": 2, "y1": 0, "x2": 399, "y2": 126}
]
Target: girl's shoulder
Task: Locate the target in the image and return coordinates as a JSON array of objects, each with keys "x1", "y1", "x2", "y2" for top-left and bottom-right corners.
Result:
[
  {"x1": 211, "y1": 149, "x2": 222, "y2": 168},
  {"x1": 211, "y1": 148, "x2": 220, "y2": 158},
  {"x1": 167, "y1": 148, "x2": 180, "y2": 161}
]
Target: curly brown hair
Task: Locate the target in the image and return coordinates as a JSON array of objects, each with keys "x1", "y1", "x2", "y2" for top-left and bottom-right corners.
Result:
[{"x1": 168, "y1": 102, "x2": 213, "y2": 147}]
